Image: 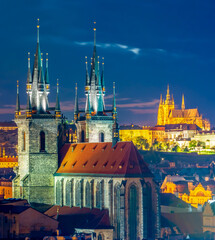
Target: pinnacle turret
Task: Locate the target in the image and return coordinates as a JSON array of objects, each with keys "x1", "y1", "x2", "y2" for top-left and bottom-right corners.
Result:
[
  {"x1": 15, "y1": 80, "x2": 20, "y2": 117},
  {"x1": 74, "y1": 83, "x2": 79, "y2": 122},
  {"x1": 112, "y1": 82, "x2": 117, "y2": 119},
  {"x1": 181, "y1": 94, "x2": 185, "y2": 110},
  {"x1": 55, "y1": 79, "x2": 61, "y2": 117}
]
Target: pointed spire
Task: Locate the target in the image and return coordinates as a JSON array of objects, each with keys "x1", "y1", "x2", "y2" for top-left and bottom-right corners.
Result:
[
  {"x1": 74, "y1": 83, "x2": 79, "y2": 115},
  {"x1": 112, "y1": 82, "x2": 117, "y2": 118},
  {"x1": 171, "y1": 94, "x2": 174, "y2": 104},
  {"x1": 181, "y1": 94, "x2": 185, "y2": 110},
  {"x1": 86, "y1": 91, "x2": 91, "y2": 119},
  {"x1": 16, "y1": 80, "x2": 20, "y2": 115},
  {"x1": 45, "y1": 53, "x2": 49, "y2": 84},
  {"x1": 97, "y1": 89, "x2": 103, "y2": 114},
  {"x1": 27, "y1": 52, "x2": 32, "y2": 84},
  {"x1": 85, "y1": 56, "x2": 90, "y2": 86},
  {"x1": 26, "y1": 92, "x2": 32, "y2": 118},
  {"x1": 166, "y1": 84, "x2": 170, "y2": 100},
  {"x1": 93, "y1": 21, "x2": 96, "y2": 48},
  {"x1": 160, "y1": 94, "x2": 162, "y2": 104},
  {"x1": 55, "y1": 79, "x2": 61, "y2": 116},
  {"x1": 37, "y1": 18, "x2": 40, "y2": 43},
  {"x1": 101, "y1": 57, "x2": 105, "y2": 90}
]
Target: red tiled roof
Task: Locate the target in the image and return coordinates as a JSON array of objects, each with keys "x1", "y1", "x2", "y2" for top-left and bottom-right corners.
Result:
[
  {"x1": 56, "y1": 142, "x2": 152, "y2": 177},
  {"x1": 0, "y1": 157, "x2": 18, "y2": 162}
]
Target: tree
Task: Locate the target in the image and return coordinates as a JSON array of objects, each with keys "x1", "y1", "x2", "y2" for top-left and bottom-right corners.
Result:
[
  {"x1": 152, "y1": 139, "x2": 159, "y2": 151},
  {"x1": 189, "y1": 140, "x2": 197, "y2": 149},
  {"x1": 133, "y1": 137, "x2": 149, "y2": 150},
  {"x1": 183, "y1": 146, "x2": 189, "y2": 152},
  {"x1": 172, "y1": 144, "x2": 181, "y2": 152},
  {"x1": 197, "y1": 141, "x2": 206, "y2": 149}
]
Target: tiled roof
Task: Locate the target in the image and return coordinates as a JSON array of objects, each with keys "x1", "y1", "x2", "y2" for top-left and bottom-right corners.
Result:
[
  {"x1": 170, "y1": 109, "x2": 200, "y2": 118},
  {"x1": 45, "y1": 206, "x2": 111, "y2": 233},
  {"x1": 160, "y1": 193, "x2": 190, "y2": 208},
  {"x1": 0, "y1": 157, "x2": 18, "y2": 162},
  {"x1": 56, "y1": 142, "x2": 152, "y2": 177},
  {"x1": 165, "y1": 124, "x2": 201, "y2": 131},
  {"x1": 0, "y1": 122, "x2": 17, "y2": 127}
]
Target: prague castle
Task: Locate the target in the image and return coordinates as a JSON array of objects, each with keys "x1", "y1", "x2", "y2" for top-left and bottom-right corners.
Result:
[
  {"x1": 12, "y1": 22, "x2": 161, "y2": 240},
  {"x1": 157, "y1": 86, "x2": 210, "y2": 130}
]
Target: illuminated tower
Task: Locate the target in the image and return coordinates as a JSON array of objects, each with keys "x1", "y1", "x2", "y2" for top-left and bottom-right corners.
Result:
[
  {"x1": 13, "y1": 20, "x2": 63, "y2": 205},
  {"x1": 74, "y1": 24, "x2": 118, "y2": 144},
  {"x1": 157, "y1": 85, "x2": 175, "y2": 125}
]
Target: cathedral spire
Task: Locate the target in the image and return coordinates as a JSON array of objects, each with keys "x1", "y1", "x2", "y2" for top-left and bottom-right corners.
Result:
[
  {"x1": 181, "y1": 94, "x2": 185, "y2": 110},
  {"x1": 55, "y1": 79, "x2": 61, "y2": 117},
  {"x1": 112, "y1": 82, "x2": 117, "y2": 119},
  {"x1": 171, "y1": 94, "x2": 174, "y2": 104},
  {"x1": 74, "y1": 83, "x2": 79, "y2": 121},
  {"x1": 160, "y1": 94, "x2": 162, "y2": 104},
  {"x1": 45, "y1": 53, "x2": 49, "y2": 84},
  {"x1": 27, "y1": 52, "x2": 32, "y2": 84},
  {"x1": 86, "y1": 91, "x2": 91, "y2": 119},
  {"x1": 85, "y1": 56, "x2": 90, "y2": 86},
  {"x1": 101, "y1": 57, "x2": 105, "y2": 91},
  {"x1": 15, "y1": 80, "x2": 20, "y2": 117},
  {"x1": 166, "y1": 84, "x2": 170, "y2": 101}
]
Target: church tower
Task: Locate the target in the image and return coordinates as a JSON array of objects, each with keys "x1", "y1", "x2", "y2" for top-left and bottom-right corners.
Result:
[
  {"x1": 13, "y1": 20, "x2": 63, "y2": 205},
  {"x1": 157, "y1": 85, "x2": 175, "y2": 125},
  {"x1": 74, "y1": 26, "x2": 119, "y2": 144}
]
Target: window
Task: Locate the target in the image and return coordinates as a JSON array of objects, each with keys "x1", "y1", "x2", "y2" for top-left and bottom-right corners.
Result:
[
  {"x1": 81, "y1": 130, "x2": 85, "y2": 142},
  {"x1": 22, "y1": 131, "x2": 26, "y2": 151},
  {"x1": 129, "y1": 185, "x2": 138, "y2": 240},
  {"x1": 85, "y1": 181, "x2": 91, "y2": 208},
  {"x1": 40, "y1": 131, "x2": 45, "y2": 152},
  {"x1": 99, "y1": 132, "x2": 105, "y2": 142}
]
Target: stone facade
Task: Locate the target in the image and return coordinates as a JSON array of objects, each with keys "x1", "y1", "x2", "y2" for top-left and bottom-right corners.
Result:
[
  {"x1": 76, "y1": 118, "x2": 113, "y2": 143},
  {"x1": 54, "y1": 175, "x2": 160, "y2": 240},
  {"x1": 13, "y1": 116, "x2": 62, "y2": 205}
]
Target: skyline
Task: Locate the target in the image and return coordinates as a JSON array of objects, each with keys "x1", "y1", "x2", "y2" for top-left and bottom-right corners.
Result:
[{"x1": 0, "y1": 1, "x2": 215, "y2": 126}]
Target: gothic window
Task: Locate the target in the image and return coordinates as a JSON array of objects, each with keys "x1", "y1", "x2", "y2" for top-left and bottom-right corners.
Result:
[
  {"x1": 40, "y1": 131, "x2": 45, "y2": 152},
  {"x1": 114, "y1": 184, "x2": 121, "y2": 240},
  {"x1": 22, "y1": 131, "x2": 26, "y2": 151},
  {"x1": 75, "y1": 181, "x2": 81, "y2": 207},
  {"x1": 56, "y1": 180, "x2": 61, "y2": 205},
  {"x1": 65, "y1": 181, "x2": 71, "y2": 206},
  {"x1": 128, "y1": 185, "x2": 138, "y2": 240},
  {"x1": 81, "y1": 130, "x2": 85, "y2": 142},
  {"x1": 85, "y1": 181, "x2": 91, "y2": 208},
  {"x1": 98, "y1": 234, "x2": 103, "y2": 240},
  {"x1": 99, "y1": 132, "x2": 105, "y2": 142},
  {"x1": 96, "y1": 182, "x2": 101, "y2": 208}
]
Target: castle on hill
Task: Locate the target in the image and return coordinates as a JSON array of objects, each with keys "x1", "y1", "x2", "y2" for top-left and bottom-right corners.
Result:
[
  {"x1": 12, "y1": 22, "x2": 161, "y2": 240},
  {"x1": 157, "y1": 85, "x2": 210, "y2": 130}
]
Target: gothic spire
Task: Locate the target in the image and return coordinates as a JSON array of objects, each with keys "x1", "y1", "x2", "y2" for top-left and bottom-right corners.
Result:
[
  {"x1": 55, "y1": 79, "x2": 61, "y2": 112},
  {"x1": 85, "y1": 56, "x2": 90, "y2": 86},
  {"x1": 112, "y1": 82, "x2": 117, "y2": 118},
  {"x1": 74, "y1": 82, "x2": 79, "y2": 112},
  {"x1": 97, "y1": 89, "x2": 103, "y2": 114},
  {"x1": 86, "y1": 91, "x2": 91, "y2": 118},
  {"x1": 15, "y1": 80, "x2": 20, "y2": 115},
  {"x1": 181, "y1": 94, "x2": 185, "y2": 110},
  {"x1": 26, "y1": 92, "x2": 32, "y2": 112},
  {"x1": 101, "y1": 57, "x2": 105, "y2": 90},
  {"x1": 166, "y1": 84, "x2": 170, "y2": 101},
  {"x1": 171, "y1": 94, "x2": 174, "y2": 104},
  {"x1": 160, "y1": 94, "x2": 162, "y2": 104},
  {"x1": 45, "y1": 53, "x2": 49, "y2": 84},
  {"x1": 27, "y1": 52, "x2": 32, "y2": 84}
]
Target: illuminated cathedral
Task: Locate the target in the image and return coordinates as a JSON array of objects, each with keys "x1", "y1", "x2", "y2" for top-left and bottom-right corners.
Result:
[
  {"x1": 157, "y1": 85, "x2": 210, "y2": 130},
  {"x1": 12, "y1": 22, "x2": 161, "y2": 240}
]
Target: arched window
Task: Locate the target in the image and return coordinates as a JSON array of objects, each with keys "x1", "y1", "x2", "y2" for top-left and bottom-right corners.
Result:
[
  {"x1": 22, "y1": 131, "x2": 26, "y2": 151},
  {"x1": 65, "y1": 181, "x2": 71, "y2": 206},
  {"x1": 56, "y1": 180, "x2": 61, "y2": 205},
  {"x1": 129, "y1": 185, "x2": 138, "y2": 240},
  {"x1": 99, "y1": 132, "x2": 105, "y2": 142},
  {"x1": 81, "y1": 130, "x2": 85, "y2": 142},
  {"x1": 85, "y1": 181, "x2": 91, "y2": 208},
  {"x1": 96, "y1": 182, "x2": 101, "y2": 208},
  {"x1": 114, "y1": 184, "x2": 121, "y2": 240},
  {"x1": 75, "y1": 181, "x2": 81, "y2": 207},
  {"x1": 40, "y1": 131, "x2": 45, "y2": 152}
]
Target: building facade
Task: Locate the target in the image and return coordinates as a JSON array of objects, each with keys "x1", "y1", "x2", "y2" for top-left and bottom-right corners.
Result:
[{"x1": 157, "y1": 86, "x2": 210, "y2": 130}]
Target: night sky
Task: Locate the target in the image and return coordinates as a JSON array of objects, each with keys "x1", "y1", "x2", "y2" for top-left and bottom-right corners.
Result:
[{"x1": 0, "y1": 0, "x2": 215, "y2": 127}]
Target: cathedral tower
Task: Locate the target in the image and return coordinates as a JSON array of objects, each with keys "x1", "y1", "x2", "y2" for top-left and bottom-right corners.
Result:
[
  {"x1": 74, "y1": 26, "x2": 119, "y2": 144},
  {"x1": 13, "y1": 20, "x2": 63, "y2": 205},
  {"x1": 157, "y1": 85, "x2": 175, "y2": 125}
]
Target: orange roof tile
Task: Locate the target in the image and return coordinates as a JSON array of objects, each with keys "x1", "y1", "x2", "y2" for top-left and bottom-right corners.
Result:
[
  {"x1": 56, "y1": 142, "x2": 152, "y2": 177},
  {"x1": 170, "y1": 109, "x2": 200, "y2": 118}
]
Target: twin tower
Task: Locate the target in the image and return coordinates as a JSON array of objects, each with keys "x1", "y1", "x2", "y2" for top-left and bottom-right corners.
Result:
[{"x1": 13, "y1": 22, "x2": 119, "y2": 204}]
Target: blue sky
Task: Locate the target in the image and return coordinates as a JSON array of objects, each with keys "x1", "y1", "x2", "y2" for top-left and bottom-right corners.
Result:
[{"x1": 0, "y1": 0, "x2": 215, "y2": 126}]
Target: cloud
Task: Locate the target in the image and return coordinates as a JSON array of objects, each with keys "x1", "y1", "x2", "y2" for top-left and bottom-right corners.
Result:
[
  {"x1": 74, "y1": 41, "x2": 141, "y2": 55},
  {"x1": 117, "y1": 99, "x2": 159, "y2": 108}
]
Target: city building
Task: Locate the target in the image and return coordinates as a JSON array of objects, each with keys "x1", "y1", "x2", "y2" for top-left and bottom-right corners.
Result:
[
  {"x1": 191, "y1": 130, "x2": 215, "y2": 148},
  {"x1": 12, "y1": 23, "x2": 161, "y2": 240},
  {"x1": 157, "y1": 86, "x2": 210, "y2": 130}
]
